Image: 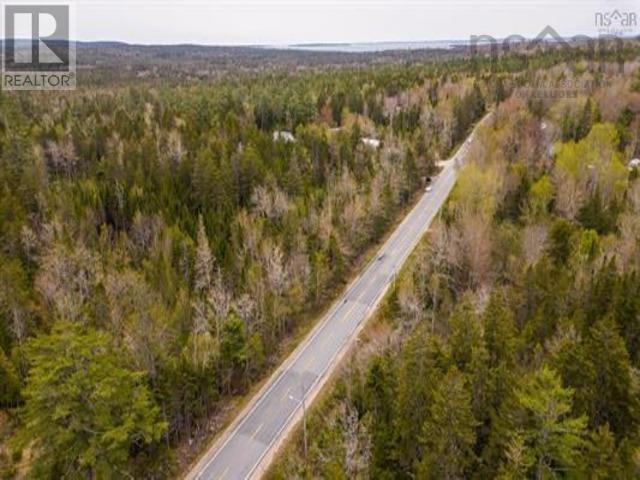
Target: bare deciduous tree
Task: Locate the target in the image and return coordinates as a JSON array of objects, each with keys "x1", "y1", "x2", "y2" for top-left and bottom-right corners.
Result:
[
  {"x1": 35, "y1": 243, "x2": 99, "y2": 323},
  {"x1": 615, "y1": 213, "x2": 640, "y2": 272},
  {"x1": 553, "y1": 170, "x2": 584, "y2": 220},
  {"x1": 209, "y1": 269, "x2": 233, "y2": 321},
  {"x1": 194, "y1": 215, "x2": 213, "y2": 294},
  {"x1": 130, "y1": 211, "x2": 164, "y2": 260},
  {"x1": 262, "y1": 242, "x2": 289, "y2": 296},
  {"x1": 522, "y1": 224, "x2": 549, "y2": 267},
  {"x1": 166, "y1": 129, "x2": 186, "y2": 168},
  {"x1": 207, "y1": 268, "x2": 233, "y2": 345},
  {"x1": 260, "y1": 240, "x2": 291, "y2": 333},
  {"x1": 104, "y1": 269, "x2": 171, "y2": 377},
  {"x1": 341, "y1": 195, "x2": 366, "y2": 254},
  {"x1": 43, "y1": 137, "x2": 78, "y2": 177},
  {"x1": 458, "y1": 212, "x2": 493, "y2": 290},
  {"x1": 236, "y1": 210, "x2": 263, "y2": 260},
  {"x1": 343, "y1": 402, "x2": 371, "y2": 478},
  {"x1": 233, "y1": 293, "x2": 256, "y2": 331},
  {"x1": 397, "y1": 273, "x2": 422, "y2": 325},
  {"x1": 251, "y1": 184, "x2": 290, "y2": 221}
]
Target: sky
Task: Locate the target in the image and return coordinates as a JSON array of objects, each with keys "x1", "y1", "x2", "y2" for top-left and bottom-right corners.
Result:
[{"x1": 69, "y1": 0, "x2": 639, "y2": 45}]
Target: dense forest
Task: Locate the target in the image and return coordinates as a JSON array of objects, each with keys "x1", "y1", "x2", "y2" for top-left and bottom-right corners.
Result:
[
  {"x1": 74, "y1": 42, "x2": 464, "y2": 85},
  {"x1": 0, "y1": 45, "x2": 495, "y2": 477},
  {"x1": 0, "y1": 40, "x2": 638, "y2": 477},
  {"x1": 271, "y1": 58, "x2": 640, "y2": 479}
]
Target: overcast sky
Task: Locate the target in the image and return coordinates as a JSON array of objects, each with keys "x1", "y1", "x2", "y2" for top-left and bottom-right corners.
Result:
[{"x1": 73, "y1": 0, "x2": 638, "y2": 45}]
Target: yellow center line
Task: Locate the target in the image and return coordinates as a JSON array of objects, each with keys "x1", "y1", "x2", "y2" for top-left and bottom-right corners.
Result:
[
  {"x1": 250, "y1": 423, "x2": 264, "y2": 441},
  {"x1": 342, "y1": 299, "x2": 359, "y2": 321},
  {"x1": 305, "y1": 355, "x2": 315, "y2": 369},
  {"x1": 281, "y1": 387, "x2": 291, "y2": 401},
  {"x1": 219, "y1": 466, "x2": 229, "y2": 479}
]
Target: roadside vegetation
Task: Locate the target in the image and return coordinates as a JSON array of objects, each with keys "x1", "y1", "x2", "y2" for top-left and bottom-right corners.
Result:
[
  {"x1": 0, "y1": 40, "x2": 637, "y2": 477},
  {"x1": 0, "y1": 47, "x2": 490, "y2": 477},
  {"x1": 270, "y1": 59, "x2": 640, "y2": 479}
]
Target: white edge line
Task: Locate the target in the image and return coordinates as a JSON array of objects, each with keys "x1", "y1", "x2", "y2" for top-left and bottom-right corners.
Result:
[{"x1": 190, "y1": 112, "x2": 492, "y2": 480}]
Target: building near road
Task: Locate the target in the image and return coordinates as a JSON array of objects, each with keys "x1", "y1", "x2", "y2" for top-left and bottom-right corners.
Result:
[
  {"x1": 273, "y1": 131, "x2": 295, "y2": 142},
  {"x1": 362, "y1": 137, "x2": 381, "y2": 149}
]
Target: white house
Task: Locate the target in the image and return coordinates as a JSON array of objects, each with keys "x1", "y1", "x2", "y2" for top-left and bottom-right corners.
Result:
[
  {"x1": 361, "y1": 137, "x2": 381, "y2": 149},
  {"x1": 629, "y1": 158, "x2": 640, "y2": 170},
  {"x1": 273, "y1": 131, "x2": 295, "y2": 143}
]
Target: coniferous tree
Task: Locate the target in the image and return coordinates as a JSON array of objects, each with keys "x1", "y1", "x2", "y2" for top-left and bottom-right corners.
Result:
[
  {"x1": 19, "y1": 322, "x2": 167, "y2": 479},
  {"x1": 495, "y1": 367, "x2": 587, "y2": 479},
  {"x1": 418, "y1": 367, "x2": 477, "y2": 480}
]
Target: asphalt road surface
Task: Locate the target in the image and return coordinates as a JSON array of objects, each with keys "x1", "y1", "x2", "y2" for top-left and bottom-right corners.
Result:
[{"x1": 186, "y1": 117, "x2": 488, "y2": 480}]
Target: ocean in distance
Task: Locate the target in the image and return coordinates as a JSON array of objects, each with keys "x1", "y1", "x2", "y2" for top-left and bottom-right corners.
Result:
[{"x1": 273, "y1": 40, "x2": 468, "y2": 52}]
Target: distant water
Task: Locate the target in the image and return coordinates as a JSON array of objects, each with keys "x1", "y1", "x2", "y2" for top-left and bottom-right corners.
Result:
[{"x1": 276, "y1": 40, "x2": 468, "y2": 53}]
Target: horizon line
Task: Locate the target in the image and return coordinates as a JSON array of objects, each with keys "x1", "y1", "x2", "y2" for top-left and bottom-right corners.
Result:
[{"x1": 2, "y1": 32, "x2": 638, "y2": 50}]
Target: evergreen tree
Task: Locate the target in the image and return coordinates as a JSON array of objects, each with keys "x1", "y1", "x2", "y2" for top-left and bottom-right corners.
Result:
[
  {"x1": 0, "y1": 349, "x2": 21, "y2": 407},
  {"x1": 394, "y1": 334, "x2": 449, "y2": 473},
  {"x1": 483, "y1": 291, "x2": 517, "y2": 369},
  {"x1": 418, "y1": 367, "x2": 477, "y2": 480},
  {"x1": 220, "y1": 313, "x2": 247, "y2": 392},
  {"x1": 579, "y1": 425, "x2": 622, "y2": 479},
  {"x1": 449, "y1": 299, "x2": 483, "y2": 372},
  {"x1": 19, "y1": 322, "x2": 166, "y2": 478},
  {"x1": 548, "y1": 219, "x2": 575, "y2": 265},
  {"x1": 583, "y1": 319, "x2": 639, "y2": 439},
  {"x1": 496, "y1": 367, "x2": 587, "y2": 479},
  {"x1": 364, "y1": 355, "x2": 397, "y2": 478}
]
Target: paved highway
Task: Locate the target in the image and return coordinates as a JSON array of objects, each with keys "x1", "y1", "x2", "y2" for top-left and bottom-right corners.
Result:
[{"x1": 186, "y1": 115, "x2": 490, "y2": 480}]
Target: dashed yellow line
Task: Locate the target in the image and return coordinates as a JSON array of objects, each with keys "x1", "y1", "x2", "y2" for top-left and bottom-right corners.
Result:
[
  {"x1": 281, "y1": 387, "x2": 291, "y2": 401},
  {"x1": 250, "y1": 423, "x2": 264, "y2": 441},
  {"x1": 342, "y1": 300, "x2": 359, "y2": 321},
  {"x1": 305, "y1": 355, "x2": 315, "y2": 369},
  {"x1": 219, "y1": 466, "x2": 229, "y2": 479}
]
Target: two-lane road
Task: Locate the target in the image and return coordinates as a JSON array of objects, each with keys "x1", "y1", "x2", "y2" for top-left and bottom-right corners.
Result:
[{"x1": 186, "y1": 115, "x2": 490, "y2": 480}]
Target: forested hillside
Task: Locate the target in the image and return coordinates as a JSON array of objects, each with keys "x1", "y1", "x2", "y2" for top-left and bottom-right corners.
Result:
[
  {"x1": 0, "y1": 41, "x2": 637, "y2": 477},
  {"x1": 0, "y1": 50, "x2": 495, "y2": 477},
  {"x1": 271, "y1": 60, "x2": 640, "y2": 479}
]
